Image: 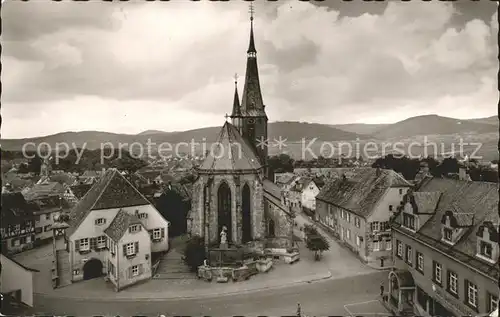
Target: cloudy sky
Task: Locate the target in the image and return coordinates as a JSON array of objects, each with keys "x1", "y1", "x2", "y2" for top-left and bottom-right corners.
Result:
[{"x1": 2, "y1": 0, "x2": 498, "y2": 139}]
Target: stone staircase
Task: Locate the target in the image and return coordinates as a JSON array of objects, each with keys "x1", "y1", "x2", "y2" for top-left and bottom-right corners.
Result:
[
  {"x1": 153, "y1": 248, "x2": 196, "y2": 280},
  {"x1": 55, "y1": 250, "x2": 72, "y2": 287}
]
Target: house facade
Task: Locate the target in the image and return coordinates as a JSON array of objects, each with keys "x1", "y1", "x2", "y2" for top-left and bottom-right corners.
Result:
[
  {"x1": 1, "y1": 193, "x2": 36, "y2": 254},
  {"x1": 0, "y1": 253, "x2": 39, "y2": 313},
  {"x1": 316, "y1": 168, "x2": 411, "y2": 267},
  {"x1": 64, "y1": 168, "x2": 169, "y2": 288},
  {"x1": 104, "y1": 209, "x2": 152, "y2": 291},
  {"x1": 31, "y1": 196, "x2": 65, "y2": 242},
  {"x1": 389, "y1": 177, "x2": 499, "y2": 317}
]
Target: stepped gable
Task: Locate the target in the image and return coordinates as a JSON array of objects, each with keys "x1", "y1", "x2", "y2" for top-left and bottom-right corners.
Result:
[
  {"x1": 104, "y1": 208, "x2": 143, "y2": 242},
  {"x1": 67, "y1": 168, "x2": 150, "y2": 236},
  {"x1": 197, "y1": 121, "x2": 262, "y2": 173}
]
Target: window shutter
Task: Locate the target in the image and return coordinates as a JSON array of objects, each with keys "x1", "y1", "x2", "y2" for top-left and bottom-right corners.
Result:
[
  {"x1": 149, "y1": 230, "x2": 153, "y2": 240},
  {"x1": 161, "y1": 228, "x2": 165, "y2": 238},
  {"x1": 103, "y1": 236, "x2": 108, "y2": 249},
  {"x1": 75, "y1": 239, "x2": 80, "y2": 251},
  {"x1": 123, "y1": 244, "x2": 127, "y2": 255},
  {"x1": 135, "y1": 241, "x2": 139, "y2": 254},
  {"x1": 145, "y1": 213, "x2": 148, "y2": 219},
  {"x1": 464, "y1": 279, "x2": 468, "y2": 302},
  {"x1": 129, "y1": 227, "x2": 132, "y2": 234},
  {"x1": 138, "y1": 225, "x2": 142, "y2": 231},
  {"x1": 128, "y1": 267, "x2": 132, "y2": 279},
  {"x1": 95, "y1": 219, "x2": 98, "y2": 225},
  {"x1": 90, "y1": 237, "x2": 97, "y2": 250}
]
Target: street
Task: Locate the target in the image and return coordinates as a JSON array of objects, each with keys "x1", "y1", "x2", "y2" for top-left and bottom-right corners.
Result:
[{"x1": 34, "y1": 270, "x2": 387, "y2": 316}]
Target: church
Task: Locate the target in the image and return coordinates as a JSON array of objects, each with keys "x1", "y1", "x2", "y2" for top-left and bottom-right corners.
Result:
[{"x1": 189, "y1": 9, "x2": 294, "y2": 250}]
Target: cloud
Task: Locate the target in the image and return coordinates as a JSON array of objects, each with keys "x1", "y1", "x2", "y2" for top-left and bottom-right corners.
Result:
[{"x1": 1, "y1": 0, "x2": 497, "y2": 138}]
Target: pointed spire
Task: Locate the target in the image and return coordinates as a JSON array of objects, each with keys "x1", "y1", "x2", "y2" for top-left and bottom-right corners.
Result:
[
  {"x1": 231, "y1": 73, "x2": 241, "y2": 116},
  {"x1": 247, "y1": 2, "x2": 256, "y2": 55}
]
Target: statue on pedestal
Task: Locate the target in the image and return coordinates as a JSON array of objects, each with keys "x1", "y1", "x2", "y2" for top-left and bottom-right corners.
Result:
[{"x1": 220, "y1": 226, "x2": 228, "y2": 248}]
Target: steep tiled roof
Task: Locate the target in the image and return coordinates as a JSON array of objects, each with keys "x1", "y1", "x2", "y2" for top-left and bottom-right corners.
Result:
[
  {"x1": 198, "y1": 122, "x2": 262, "y2": 172},
  {"x1": 411, "y1": 192, "x2": 442, "y2": 214},
  {"x1": 394, "y1": 177, "x2": 499, "y2": 279},
  {"x1": 67, "y1": 169, "x2": 151, "y2": 237},
  {"x1": 104, "y1": 209, "x2": 143, "y2": 242},
  {"x1": 316, "y1": 168, "x2": 412, "y2": 218},
  {"x1": 70, "y1": 184, "x2": 92, "y2": 199}
]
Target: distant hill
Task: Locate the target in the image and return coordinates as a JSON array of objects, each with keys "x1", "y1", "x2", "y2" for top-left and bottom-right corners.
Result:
[
  {"x1": 466, "y1": 116, "x2": 497, "y2": 126},
  {"x1": 137, "y1": 130, "x2": 169, "y2": 136},
  {"x1": 373, "y1": 115, "x2": 498, "y2": 140},
  {"x1": 0, "y1": 122, "x2": 364, "y2": 152},
  {"x1": 331, "y1": 123, "x2": 389, "y2": 135}
]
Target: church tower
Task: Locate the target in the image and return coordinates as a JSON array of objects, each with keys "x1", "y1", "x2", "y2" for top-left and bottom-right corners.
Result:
[{"x1": 239, "y1": 5, "x2": 269, "y2": 178}]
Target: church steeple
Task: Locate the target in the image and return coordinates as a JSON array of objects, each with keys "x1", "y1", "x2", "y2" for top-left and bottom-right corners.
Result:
[
  {"x1": 230, "y1": 74, "x2": 242, "y2": 130},
  {"x1": 247, "y1": 4, "x2": 256, "y2": 56},
  {"x1": 240, "y1": 3, "x2": 268, "y2": 178},
  {"x1": 231, "y1": 74, "x2": 241, "y2": 117},
  {"x1": 241, "y1": 2, "x2": 265, "y2": 115}
]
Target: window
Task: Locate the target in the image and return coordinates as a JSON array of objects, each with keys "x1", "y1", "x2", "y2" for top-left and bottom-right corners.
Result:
[
  {"x1": 402, "y1": 213, "x2": 416, "y2": 230},
  {"x1": 396, "y1": 240, "x2": 403, "y2": 258},
  {"x1": 45, "y1": 214, "x2": 50, "y2": 220},
  {"x1": 399, "y1": 188, "x2": 403, "y2": 195},
  {"x1": 132, "y1": 265, "x2": 139, "y2": 277},
  {"x1": 138, "y1": 213, "x2": 148, "y2": 219},
  {"x1": 97, "y1": 236, "x2": 106, "y2": 249},
  {"x1": 95, "y1": 218, "x2": 106, "y2": 225},
  {"x1": 14, "y1": 224, "x2": 20, "y2": 231},
  {"x1": 371, "y1": 222, "x2": 380, "y2": 232},
  {"x1": 153, "y1": 228, "x2": 162, "y2": 240},
  {"x1": 465, "y1": 280, "x2": 478, "y2": 308},
  {"x1": 354, "y1": 217, "x2": 360, "y2": 228},
  {"x1": 433, "y1": 261, "x2": 442, "y2": 285},
  {"x1": 346, "y1": 213, "x2": 351, "y2": 223},
  {"x1": 26, "y1": 235, "x2": 31, "y2": 243},
  {"x1": 356, "y1": 236, "x2": 362, "y2": 247},
  {"x1": 479, "y1": 241, "x2": 493, "y2": 259},
  {"x1": 80, "y1": 238, "x2": 90, "y2": 251},
  {"x1": 386, "y1": 239, "x2": 392, "y2": 251},
  {"x1": 129, "y1": 225, "x2": 140, "y2": 233},
  {"x1": 447, "y1": 270, "x2": 458, "y2": 295},
  {"x1": 125, "y1": 242, "x2": 136, "y2": 256},
  {"x1": 416, "y1": 252, "x2": 424, "y2": 273},
  {"x1": 405, "y1": 245, "x2": 413, "y2": 265},
  {"x1": 443, "y1": 228, "x2": 453, "y2": 242},
  {"x1": 488, "y1": 292, "x2": 498, "y2": 313},
  {"x1": 109, "y1": 239, "x2": 116, "y2": 255},
  {"x1": 389, "y1": 205, "x2": 393, "y2": 211},
  {"x1": 346, "y1": 229, "x2": 351, "y2": 240},
  {"x1": 44, "y1": 225, "x2": 51, "y2": 232},
  {"x1": 373, "y1": 241, "x2": 380, "y2": 251}
]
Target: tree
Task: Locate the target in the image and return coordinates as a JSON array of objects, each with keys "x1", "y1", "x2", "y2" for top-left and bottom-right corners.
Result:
[
  {"x1": 306, "y1": 234, "x2": 329, "y2": 261},
  {"x1": 183, "y1": 235, "x2": 206, "y2": 272},
  {"x1": 268, "y1": 154, "x2": 294, "y2": 174}
]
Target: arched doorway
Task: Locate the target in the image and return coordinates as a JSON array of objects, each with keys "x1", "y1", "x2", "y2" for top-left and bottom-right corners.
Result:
[
  {"x1": 217, "y1": 182, "x2": 232, "y2": 243},
  {"x1": 83, "y1": 258, "x2": 103, "y2": 280},
  {"x1": 241, "y1": 184, "x2": 252, "y2": 243},
  {"x1": 268, "y1": 218, "x2": 276, "y2": 237}
]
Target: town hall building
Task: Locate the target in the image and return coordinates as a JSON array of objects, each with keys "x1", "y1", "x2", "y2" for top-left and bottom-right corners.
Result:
[{"x1": 189, "y1": 10, "x2": 294, "y2": 250}]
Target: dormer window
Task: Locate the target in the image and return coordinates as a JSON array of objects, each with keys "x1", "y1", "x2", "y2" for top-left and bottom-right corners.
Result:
[
  {"x1": 389, "y1": 205, "x2": 393, "y2": 212},
  {"x1": 475, "y1": 221, "x2": 498, "y2": 263},
  {"x1": 402, "y1": 213, "x2": 416, "y2": 231},
  {"x1": 479, "y1": 241, "x2": 493, "y2": 259},
  {"x1": 443, "y1": 228, "x2": 452, "y2": 242}
]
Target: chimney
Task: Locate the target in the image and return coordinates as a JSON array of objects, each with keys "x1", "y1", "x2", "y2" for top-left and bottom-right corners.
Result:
[{"x1": 376, "y1": 167, "x2": 381, "y2": 176}]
